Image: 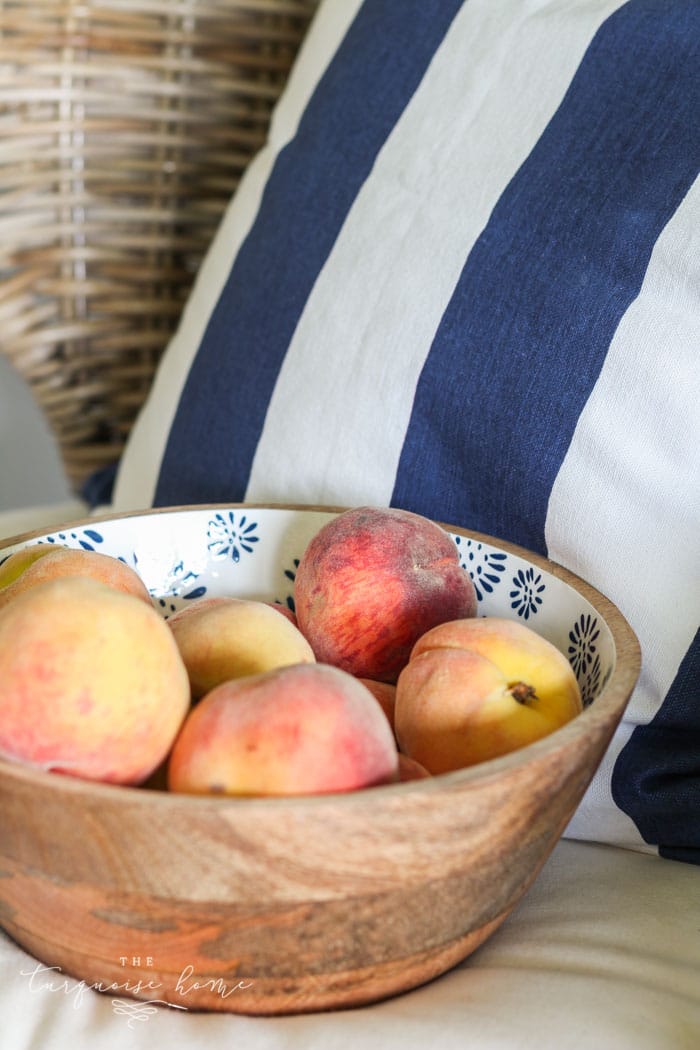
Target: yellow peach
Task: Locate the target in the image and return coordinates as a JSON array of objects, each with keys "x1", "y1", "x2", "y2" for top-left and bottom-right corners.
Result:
[
  {"x1": 0, "y1": 577, "x2": 190, "y2": 784},
  {"x1": 395, "y1": 617, "x2": 582, "y2": 772},
  {"x1": 0, "y1": 545, "x2": 61, "y2": 589},
  {"x1": 0, "y1": 546, "x2": 151, "y2": 608},
  {"x1": 266, "y1": 601, "x2": 298, "y2": 627},
  {"x1": 168, "y1": 597, "x2": 315, "y2": 698}
]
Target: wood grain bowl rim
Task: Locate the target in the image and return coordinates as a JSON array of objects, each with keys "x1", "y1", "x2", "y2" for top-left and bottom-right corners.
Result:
[{"x1": 0, "y1": 502, "x2": 642, "y2": 810}]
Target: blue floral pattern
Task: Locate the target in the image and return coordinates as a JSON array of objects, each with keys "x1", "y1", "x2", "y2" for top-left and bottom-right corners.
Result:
[
  {"x1": 568, "y1": 613, "x2": 604, "y2": 706},
  {"x1": 40, "y1": 527, "x2": 105, "y2": 550},
  {"x1": 453, "y1": 535, "x2": 508, "y2": 602},
  {"x1": 207, "y1": 512, "x2": 259, "y2": 562},
  {"x1": 277, "y1": 558, "x2": 300, "y2": 614},
  {"x1": 568, "y1": 613, "x2": 600, "y2": 678},
  {"x1": 581, "y1": 654, "x2": 603, "y2": 707},
  {"x1": 40, "y1": 526, "x2": 207, "y2": 602},
  {"x1": 509, "y1": 567, "x2": 545, "y2": 620},
  {"x1": 161, "y1": 558, "x2": 207, "y2": 601}
]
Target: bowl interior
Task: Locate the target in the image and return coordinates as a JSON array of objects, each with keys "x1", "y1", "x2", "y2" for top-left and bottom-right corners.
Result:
[{"x1": 0, "y1": 503, "x2": 617, "y2": 709}]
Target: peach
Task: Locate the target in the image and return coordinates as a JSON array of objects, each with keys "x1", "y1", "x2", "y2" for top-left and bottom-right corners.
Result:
[
  {"x1": 294, "y1": 506, "x2": 477, "y2": 683},
  {"x1": 165, "y1": 596, "x2": 229, "y2": 620},
  {"x1": 0, "y1": 546, "x2": 151, "y2": 609},
  {"x1": 397, "y1": 754, "x2": 431, "y2": 781},
  {"x1": 168, "y1": 597, "x2": 315, "y2": 698},
  {"x1": 167, "y1": 663, "x2": 399, "y2": 796},
  {"x1": 0, "y1": 545, "x2": 61, "y2": 589},
  {"x1": 357, "y1": 678, "x2": 396, "y2": 732},
  {"x1": 0, "y1": 577, "x2": 190, "y2": 784},
  {"x1": 395, "y1": 617, "x2": 583, "y2": 772},
  {"x1": 267, "y1": 601, "x2": 298, "y2": 627}
]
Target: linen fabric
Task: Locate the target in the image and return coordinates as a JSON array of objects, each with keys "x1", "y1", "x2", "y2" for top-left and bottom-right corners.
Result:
[{"x1": 112, "y1": 0, "x2": 700, "y2": 860}]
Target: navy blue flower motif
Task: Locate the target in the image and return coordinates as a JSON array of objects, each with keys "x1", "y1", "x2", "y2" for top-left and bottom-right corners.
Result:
[
  {"x1": 453, "y1": 537, "x2": 508, "y2": 603},
  {"x1": 160, "y1": 557, "x2": 207, "y2": 601},
  {"x1": 568, "y1": 613, "x2": 600, "y2": 679},
  {"x1": 580, "y1": 654, "x2": 603, "y2": 707},
  {"x1": 277, "y1": 558, "x2": 300, "y2": 614},
  {"x1": 39, "y1": 527, "x2": 105, "y2": 551},
  {"x1": 116, "y1": 550, "x2": 205, "y2": 602},
  {"x1": 568, "y1": 613, "x2": 602, "y2": 705},
  {"x1": 116, "y1": 548, "x2": 139, "y2": 574},
  {"x1": 509, "y1": 567, "x2": 545, "y2": 620},
  {"x1": 182, "y1": 584, "x2": 207, "y2": 600},
  {"x1": 207, "y1": 512, "x2": 260, "y2": 563}
]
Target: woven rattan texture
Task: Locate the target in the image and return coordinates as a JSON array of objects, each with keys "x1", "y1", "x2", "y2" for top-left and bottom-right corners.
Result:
[{"x1": 0, "y1": 1, "x2": 316, "y2": 490}]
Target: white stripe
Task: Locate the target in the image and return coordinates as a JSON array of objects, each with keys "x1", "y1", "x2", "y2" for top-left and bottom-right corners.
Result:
[
  {"x1": 564, "y1": 722, "x2": 658, "y2": 853},
  {"x1": 547, "y1": 178, "x2": 700, "y2": 845},
  {"x1": 246, "y1": 0, "x2": 625, "y2": 507},
  {"x1": 112, "y1": 0, "x2": 364, "y2": 510}
]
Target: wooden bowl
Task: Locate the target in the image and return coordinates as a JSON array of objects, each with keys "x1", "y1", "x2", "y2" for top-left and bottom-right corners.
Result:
[{"x1": 0, "y1": 505, "x2": 640, "y2": 1015}]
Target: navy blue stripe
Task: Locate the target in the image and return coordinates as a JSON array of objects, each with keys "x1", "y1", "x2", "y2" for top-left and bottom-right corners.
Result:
[
  {"x1": 154, "y1": 0, "x2": 464, "y2": 506},
  {"x1": 612, "y1": 630, "x2": 700, "y2": 864},
  {"x1": 391, "y1": 0, "x2": 700, "y2": 555}
]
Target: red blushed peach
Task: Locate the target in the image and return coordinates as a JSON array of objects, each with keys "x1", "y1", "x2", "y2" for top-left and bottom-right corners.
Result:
[
  {"x1": 167, "y1": 663, "x2": 399, "y2": 797},
  {"x1": 294, "y1": 507, "x2": 477, "y2": 683},
  {"x1": 0, "y1": 577, "x2": 190, "y2": 785},
  {"x1": 168, "y1": 597, "x2": 315, "y2": 698},
  {"x1": 0, "y1": 546, "x2": 151, "y2": 609},
  {"x1": 395, "y1": 617, "x2": 583, "y2": 772}
]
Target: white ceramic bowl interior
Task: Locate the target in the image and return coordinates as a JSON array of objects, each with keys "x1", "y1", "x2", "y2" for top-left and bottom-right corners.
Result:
[{"x1": 0, "y1": 504, "x2": 614, "y2": 709}]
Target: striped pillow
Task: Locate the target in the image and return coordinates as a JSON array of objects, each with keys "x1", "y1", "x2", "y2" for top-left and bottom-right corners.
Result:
[{"x1": 113, "y1": 0, "x2": 700, "y2": 862}]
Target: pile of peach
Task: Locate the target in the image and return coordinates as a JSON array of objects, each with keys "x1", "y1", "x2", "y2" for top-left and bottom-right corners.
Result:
[{"x1": 0, "y1": 507, "x2": 582, "y2": 796}]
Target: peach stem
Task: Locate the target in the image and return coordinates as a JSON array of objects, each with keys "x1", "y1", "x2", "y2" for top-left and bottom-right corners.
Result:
[{"x1": 508, "y1": 682, "x2": 537, "y2": 705}]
